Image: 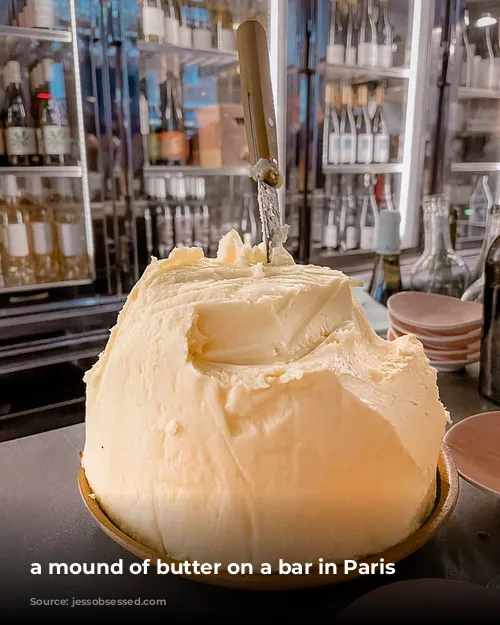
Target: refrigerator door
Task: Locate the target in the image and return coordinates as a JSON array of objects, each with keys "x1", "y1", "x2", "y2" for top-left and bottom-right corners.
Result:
[{"x1": 301, "y1": 0, "x2": 434, "y2": 269}]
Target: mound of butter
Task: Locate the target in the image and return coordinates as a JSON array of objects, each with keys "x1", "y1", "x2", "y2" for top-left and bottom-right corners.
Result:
[{"x1": 83, "y1": 230, "x2": 449, "y2": 569}]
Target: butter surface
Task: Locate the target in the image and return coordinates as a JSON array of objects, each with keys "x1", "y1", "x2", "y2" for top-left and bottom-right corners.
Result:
[{"x1": 83, "y1": 231, "x2": 449, "y2": 568}]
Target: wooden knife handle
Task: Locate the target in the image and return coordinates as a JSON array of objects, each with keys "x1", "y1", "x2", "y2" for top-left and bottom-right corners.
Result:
[{"x1": 236, "y1": 19, "x2": 279, "y2": 171}]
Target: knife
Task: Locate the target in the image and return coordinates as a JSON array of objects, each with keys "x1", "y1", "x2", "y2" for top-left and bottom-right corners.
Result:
[{"x1": 236, "y1": 19, "x2": 288, "y2": 262}]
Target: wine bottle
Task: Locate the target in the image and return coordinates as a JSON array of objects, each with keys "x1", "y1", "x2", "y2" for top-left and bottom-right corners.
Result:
[
  {"x1": 154, "y1": 177, "x2": 175, "y2": 258},
  {"x1": 460, "y1": 11, "x2": 473, "y2": 87},
  {"x1": 323, "y1": 175, "x2": 340, "y2": 251},
  {"x1": 158, "y1": 68, "x2": 188, "y2": 165},
  {"x1": 178, "y1": 1, "x2": 193, "y2": 47},
  {"x1": 24, "y1": 175, "x2": 58, "y2": 282},
  {"x1": 479, "y1": 233, "x2": 500, "y2": 404},
  {"x1": 214, "y1": 0, "x2": 235, "y2": 52},
  {"x1": 358, "y1": 0, "x2": 377, "y2": 67},
  {"x1": 368, "y1": 208, "x2": 402, "y2": 306},
  {"x1": 359, "y1": 173, "x2": 378, "y2": 250},
  {"x1": 345, "y1": 0, "x2": 358, "y2": 65},
  {"x1": 326, "y1": 0, "x2": 346, "y2": 64},
  {"x1": 39, "y1": 59, "x2": 70, "y2": 166},
  {"x1": 376, "y1": 0, "x2": 393, "y2": 68},
  {"x1": 340, "y1": 85, "x2": 356, "y2": 164},
  {"x1": 340, "y1": 175, "x2": 359, "y2": 250},
  {"x1": 356, "y1": 84, "x2": 373, "y2": 164},
  {"x1": 192, "y1": 0, "x2": 212, "y2": 50},
  {"x1": 468, "y1": 175, "x2": 493, "y2": 240},
  {"x1": 54, "y1": 178, "x2": 88, "y2": 281},
  {"x1": 4, "y1": 61, "x2": 37, "y2": 166},
  {"x1": 372, "y1": 85, "x2": 390, "y2": 163},
  {"x1": 323, "y1": 84, "x2": 341, "y2": 165},
  {"x1": 193, "y1": 178, "x2": 210, "y2": 252},
  {"x1": 0, "y1": 175, "x2": 36, "y2": 287},
  {"x1": 163, "y1": 0, "x2": 180, "y2": 45},
  {"x1": 173, "y1": 177, "x2": 193, "y2": 247},
  {"x1": 139, "y1": 0, "x2": 164, "y2": 43}
]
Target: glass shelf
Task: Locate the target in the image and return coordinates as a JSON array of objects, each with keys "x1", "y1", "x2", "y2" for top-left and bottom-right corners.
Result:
[
  {"x1": 451, "y1": 162, "x2": 500, "y2": 173},
  {"x1": 143, "y1": 165, "x2": 249, "y2": 177},
  {"x1": 0, "y1": 25, "x2": 72, "y2": 43},
  {"x1": 318, "y1": 61, "x2": 410, "y2": 84},
  {"x1": 0, "y1": 166, "x2": 82, "y2": 177},
  {"x1": 457, "y1": 87, "x2": 500, "y2": 100},
  {"x1": 138, "y1": 41, "x2": 238, "y2": 72},
  {"x1": 0, "y1": 278, "x2": 92, "y2": 296},
  {"x1": 323, "y1": 163, "x2": 403, "y2": 174}
]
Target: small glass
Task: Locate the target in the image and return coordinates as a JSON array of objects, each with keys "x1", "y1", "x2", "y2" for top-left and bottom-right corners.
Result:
[{"x1": 410, "y1": 195, "x2": 470, "y2": 298}]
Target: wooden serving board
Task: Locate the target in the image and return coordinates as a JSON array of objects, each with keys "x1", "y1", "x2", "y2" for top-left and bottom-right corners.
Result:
[{"x1": 78, "y1": 446, "x2": 459, "y2": 591}]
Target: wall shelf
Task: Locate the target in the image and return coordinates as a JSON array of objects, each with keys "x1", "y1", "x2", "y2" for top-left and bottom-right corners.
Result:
[
  {"x1": 0, "y1": 165, "x2": 82, "y2": 177},
  {"x1": 138, "y1": 41, "x2": 238, "y2": 72},
  {"x1": 318, "y1": 61, "x2": 410, "y2": 84},
  {"x1": 0, "y1": 25, "x2": 71, "y2": 43},
  {"x1": 323, "y1": 163, "x2": 403, "y2": 174},
  {"x1": 451, "y1": 162, "x2": 500, "y2": 173},
  {"x1": 143, "y1": 165, "x2": 249, "y2": 177}
]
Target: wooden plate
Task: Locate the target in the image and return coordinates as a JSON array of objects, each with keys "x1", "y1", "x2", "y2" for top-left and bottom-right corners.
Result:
[
  {"x1": 78, "y1": 446, "x2": 459, "y2": 591},
  {"x1": 444, "y1": 411, "x2": 500, "y2": 499}
]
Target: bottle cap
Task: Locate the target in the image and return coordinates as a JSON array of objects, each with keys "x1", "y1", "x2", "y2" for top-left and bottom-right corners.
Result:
[
  {"x1": 375, "y1": 209, "x2": 401, "y2": 255},
  {"x1": 7, "y1": 60, "x2": 21, "y2": 85},
  {"x1": 3, "y1": 174, "x2": 18, "y2": 198},
  {"x1": 26, "y1": 175, "x2": 43, "y2": 198},
  {"x1": 156, "y1": 177, "x2": 167, "y2": 200}
]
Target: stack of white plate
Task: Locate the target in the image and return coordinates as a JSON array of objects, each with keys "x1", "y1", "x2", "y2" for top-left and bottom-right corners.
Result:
[{"x1": 386, "y1": 292, "x2": 483, "y2": 372}]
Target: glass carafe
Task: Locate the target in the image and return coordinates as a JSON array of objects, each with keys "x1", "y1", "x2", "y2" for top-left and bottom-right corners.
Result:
[
  {"x1": 410, "y1": 195, "x2": 470, "y2": 297},
  {"x1": 462, "y1": 205, "x2": 500, "y2": 303}
]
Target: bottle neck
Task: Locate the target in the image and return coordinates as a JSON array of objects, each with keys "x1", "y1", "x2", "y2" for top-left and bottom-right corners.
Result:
[{"x1": 423, "y1": 209, "x2": 453, "y2": 254}]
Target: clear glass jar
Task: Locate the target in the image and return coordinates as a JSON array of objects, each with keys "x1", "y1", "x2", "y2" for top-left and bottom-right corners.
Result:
[
  {"x1": 462, "y1": 205, "x2": 500, "y2": 303},
  {"x1": 410, "y1": 195, "x2": 470, "y2": 297}
]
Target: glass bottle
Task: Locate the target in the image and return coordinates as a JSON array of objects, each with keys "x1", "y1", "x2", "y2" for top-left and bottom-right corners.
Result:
[
  {"x1": 158, "y1": 65, "x2": 187, "y2": 166},
  {"x1": 239, "y1": 190, "x2": 258, "y2": 247},
  {"x1": 327, "y1": 0, "x2": 346, "y2": 64},
  {"x1": 178, "y1": 1, "x2": 193, "y2": 48},
  {"x1": 39, "y1": 59, "x2": 70, "y2": 166},
  {"x1": 174, "y1": 177, "x2": 193, "y2": 247},
  {"x1": 191, "y1": 0, "x2": 212, "y2": 50},
  {"x1": 339, "y1": 174, "x2": 359, "y2": 250},
  {"x1": 410, "y1": 195, "x2": 470, "y2": 297},
  {"x1": 311, "y1": 188, "x2": 325, "y2": 249},
  {"x1": 0, "y1": 174, "x2": 35, "y2": 287},
  {"x1": 23, "y1": 175, "x2": 58, "y2": 283},
  {"x1": 213, "y1": 0, "x2": 234, "y2": 52},
  {"x1": 139, "y1": 0, "x2": 164, "y2": 43},
  {"x1": 479, "y1": 233, "x2": 500, "y2": 404},
  {"x1": 323, "y1": 83, "x2": 341, "y2": 166},
  {"x1": 193, "y1": 177, "x2": 210, "y2": 252},
  {"x1": 340, "y1": 85, "x2": 356, "y2": 164},
  {"x1": 355, "y1": 84, "x2": 373, "y2": 164},
  {"x1": 468, "y1": 175, "x2": 493, "y2": 257},
  {"x1": 358, "y1": 0, "x2": 377, "y2": 67},
  {"x1": 368, "y1": 208, "x2": 402, "y2": 305},
  {"x1": 376, "y1": 0, "x2": 393, "y2": 68},
  {"x1": 359, "y1": 173, "x2": 378, "y2": 250},
  {"x1": 163, "y1": 0, "x2": 180, "y2": 45},
  {"x1": 4, "y1": 60, "x2": 37, "y2": 166},
  {"x1": 462, "y1": 205, "x2": 500, "y2": 303},
  {"x1": 323, "y1": 175, "x2": 340, "y2": 251},
  {"x1": 54, "y1": 178, "x2": 88, "y2": 281},
  {"x1": 345, "y1": 0, "x2": 358, "y2": 65},
  {"x1": 372, "y1": 84, "x2": 390, "y2": 163},
  {"x1": 460, "y1": 10, "x2": 473, "y2": 87}
]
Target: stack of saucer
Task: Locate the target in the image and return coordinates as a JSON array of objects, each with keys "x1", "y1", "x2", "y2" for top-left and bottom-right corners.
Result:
[{"x1": 386, "y1": 292, "x2": 483, "y2": 372}]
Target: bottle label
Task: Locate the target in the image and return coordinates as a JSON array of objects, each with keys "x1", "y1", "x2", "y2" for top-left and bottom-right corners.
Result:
[
  {"x1": 340, "y1": 133, "x2": 356, "y2": 164},
  {"x1": 32, "y1": 221, "x2": 53, "y2": 255},
  {"x1": 7, "y1": 223, "x2": 30, "y2": 257},
  {"x1": 220, "y1": 28, "x2": 235, "y2": 51},
  {"x1": 378, "y1": 45, "x2": 393, "y2": 68},
  {"x1": 242, "y1": 233, "x2": 252, "y2": 246},
  {"x1": 374, "y1": 134, "x2": 390, "y2": 163},
  {"x1": 36, "y1": 127, "x2": 44, "y2": 155},
  {"x1": 159, "y1": 131, "x2": 187, "y2": 160},
  {"x1": 345, "y1": 225, "x2": 358, "y2": 250},
  {"x1": 57, "y1": 223, "x2": 83, "y2": 257},
  {"x1": 142, "y1": 6, "x2": 164, "y2": 38},
  {"x1": 192, "y1": 28, "x2": 212, "y2": 50},
  {"x1": 324, "y1": 224, "x2": 338, "y2": 249},
  {"x1": 42, "y1": 125, "x2": 69, "y2": 156},
  {"x1": 164, "y1": 16, "x2": 179, "y2": 45},
  {"x1": 357, "y1": 133, "x2": 373, "y2": 164},
  {"x1": 178, "y1": 26, "x2": 192, "y2": 47},
  {"x1": 345, "y1": 46, "x2": 357, "y2": 65},
  {"x1": 6, "y1": 127, "x2": 36, "y2": 155},
  {"x1": 326, "y1": 44, "x2": 345, "y2": 64},
  {"x1": 360, "y1": 226, "x2": 375, "y2": 250},
  {"x1": 328, "y1": 134, "x2": 341, "y2": 165},
  {"x1": 358, "y1": 43, "x2": 378, "y2": 67},
  {"x1": 33, "y1": 0, "x2": 55, "y2": 29}
]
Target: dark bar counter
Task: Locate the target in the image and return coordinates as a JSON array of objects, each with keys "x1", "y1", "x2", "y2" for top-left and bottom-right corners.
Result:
[{"x1": 1, "y1": 366, "x2": 499, "y2": 619}]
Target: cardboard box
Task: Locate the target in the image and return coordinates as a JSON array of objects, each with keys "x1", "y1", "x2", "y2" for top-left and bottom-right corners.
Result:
[{"x1": 194, "y1": 104, "x2": 249, "y2": 168}]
